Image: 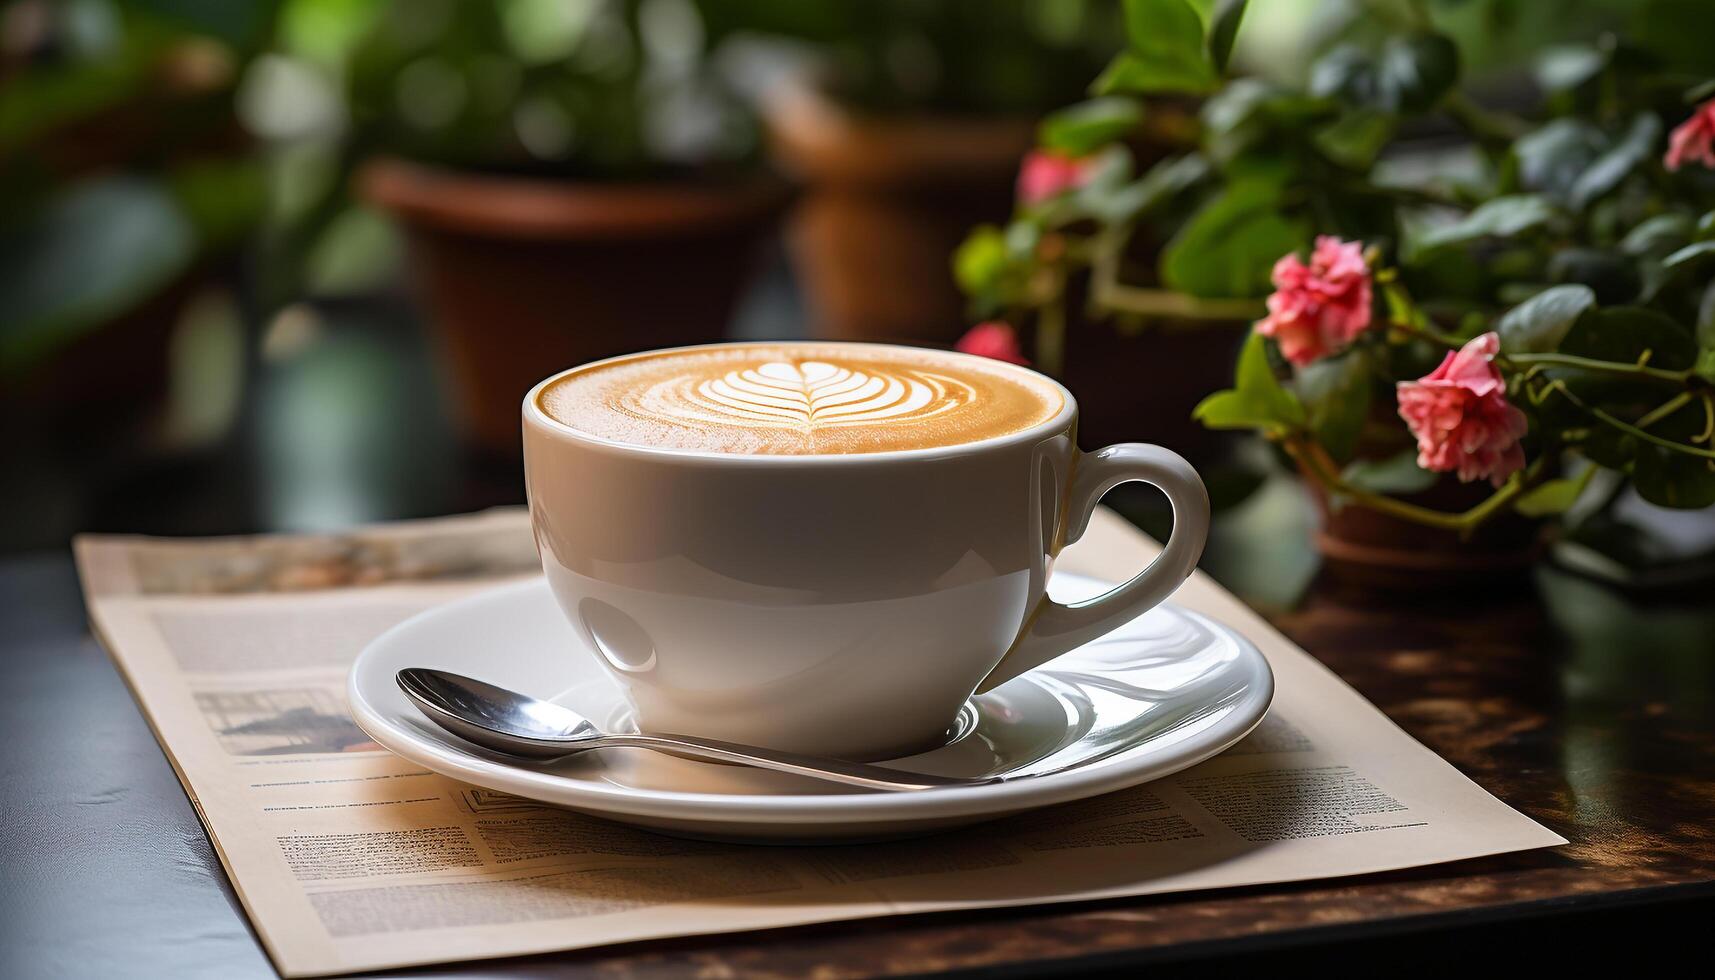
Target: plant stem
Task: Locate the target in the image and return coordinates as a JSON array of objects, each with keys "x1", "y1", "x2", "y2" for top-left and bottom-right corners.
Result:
[
  {"x1": 1386, "y1": 319, "x2": 1462, "y2": 349},
  {"x1": 1529, "y1": 377, "x2": 1715, "y2": 460},
  {"x1": 1284, "y1": 434, "x2": 1541, "y2": 532},
  {"x1": 1504, "y1": 352, "x2": 1694, "y2": 385},
  {"x1": 1068, "y1": 223, "x2": 1271, "y2": 323},
  {"x1": 1390, "y1": 315, "x2": 1696, "y2": 390},
  {"x1": 1588, "y1": 406, "x2": 1715, "y2": 459},
  {"x1": 1633, "y1": 392, "x2": 1695, "y2": 430},
  {"x1": 1090, "y1": 271, "x2": 1269, "y2": 327},
  {"x1": 1082, "y1": 229, "x2": 1267, "y2": 321}
]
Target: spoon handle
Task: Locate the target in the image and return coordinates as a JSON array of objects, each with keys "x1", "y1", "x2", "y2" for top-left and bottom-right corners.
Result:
[{"x1": 591, "y1": 732, "x2": 998, "y2": 792}]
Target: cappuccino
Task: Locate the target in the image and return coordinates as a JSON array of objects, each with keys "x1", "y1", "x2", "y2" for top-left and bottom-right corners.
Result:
[{"x1": 538, "y1": 343, "x2": 1063, "y2": 455}]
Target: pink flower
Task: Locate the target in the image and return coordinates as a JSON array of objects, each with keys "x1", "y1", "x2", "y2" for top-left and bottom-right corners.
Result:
[
  {"x1": 1665, "y1": 98, "x2": 1715, "y2": 172},
  {"x1": 1017, "y1": 150, "x2": 1092, "y2": 204},
  {"x1": 1396, "y1": 332, "x2": 1528, "y2": 487},
  {"x1": 1255, "y1": 236, "x2": 1374, "y2": 366},
  {"x1": 956, "y1": 321, "x2": 1029, "y2": 365}
]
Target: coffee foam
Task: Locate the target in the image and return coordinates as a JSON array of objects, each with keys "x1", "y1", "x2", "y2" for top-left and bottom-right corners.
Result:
[{"x1": 538, "y1": 344, "x2": 1063, "y2": 455}]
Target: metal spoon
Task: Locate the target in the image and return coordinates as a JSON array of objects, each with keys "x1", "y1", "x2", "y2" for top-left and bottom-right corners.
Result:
[{"x1": 396, "y1": 668, "x2": 999, "y2": 792}]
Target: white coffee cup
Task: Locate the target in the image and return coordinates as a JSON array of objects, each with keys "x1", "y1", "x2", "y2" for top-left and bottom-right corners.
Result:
[{"x1": 523, "y1": 343, "x2": 1209, "y2": 760}]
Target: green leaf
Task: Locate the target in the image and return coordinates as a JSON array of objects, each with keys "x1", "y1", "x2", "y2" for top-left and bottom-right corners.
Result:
[
  {"x1": 1497, "y1": 285, "x2": 1596, "y2": 354},
  {"x1": 1097, "y1": 0, "x2": 1217, "y2": 95},
  {"x1": 1413, "y1": 194, "x2": 1557, "y2": 253},
  {"x1": 1296, "y1": 353, "x2": 1372, "y2": 462},
  {"x1": 1199, "y1": 86, "x2": 1267, "y2": 154},
  {"x1": 1512, "y1": 119, "x2": 1605, "y2": 203},
  {"x1": 1314, "y1": 110, "x2": 1396, "y2": 170},
  {"x1": 1632, "y1": 447, "x2": 1715, "y2": 509},
  {"x1": 1194, "y1": 330, "x2": 1305, "y2": 432},
  {"x1": 1236, "y1": 329, "x2": 1305, "y2": 425},
  {"x1": 1342, "y1": 451, "x2": 1438, "y2": 495},
  {"x1": 1560, "y1": 306, "x2": 1699, "y2": 371},
  {"x1": 1547, "y1": 248, "x2": 1641, "y2": 305},
  {"x1": 1308, "y1": 46, "x2": 1376, "y2": 106},
  {"x1": 1570, "y1": 115, "x2": 1662, "y2": 211},
  {"x1": 1094, "y1": 52, "x2": 1217, "y2": 97},
  {"x1": 1079, "y1": 153, "x2": 1209, "y2": 225},
  {"x1": 1696, "y1": 348, "x2": 1715, "y2": 384},
  {"x1": 1037, "y1": 98, "x2": 1145, "y2": 156},
  {"x1": 1378, "y1": 33, "x2": 1460, "y2": 113},
  {"x1": 953, "y1": 225, "x2": 1008, "y2": 297},
  {"x1": 1513, "y1": 473, "x2": 1594, "y2": 517},
  {"x1": 1200, "y1": 78, "x2": 1328, "y2": 163},
  {"x1": 1123, "y1": 0, "x2": 1205, "y2": 51},
  {"x1": 1161, "y1": 180, "x2": 1306, "y2": 298},
  {"x1": 1208, "y1": 0, "x2": 1248, "y2": 74},
  {"x1": 0, "y1": 177, "x2": 195, "y2": 373},
  {"x1": 1663, "y1": 240, "x2": 1715, "y2": 276},
  {"x1": 1535, "y1": 46, "x2": 1604, "y2": 94},
  {"x1": 1308, "y1": 34, "x2": 1458, "y2": 113},
  {"x1": 1619, "y1": 213, "x2": 1694, "y2": 258},
  {"x1": 1192, "y1": 390, "x2": 1273, "y2": 430}
]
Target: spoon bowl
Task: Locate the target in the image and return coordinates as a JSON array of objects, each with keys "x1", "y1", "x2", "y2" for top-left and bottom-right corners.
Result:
[
  {"x1": 397, "y1": 668, "x2": 601, "y2": 757},
  {"x1": 395, "y1": 668, "x2": 1001, "y2": 792}
]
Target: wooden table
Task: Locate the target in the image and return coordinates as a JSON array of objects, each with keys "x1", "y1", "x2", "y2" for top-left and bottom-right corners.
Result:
[{"x1": 3, "y1": 549, "x2": 1711, "y2": 976}]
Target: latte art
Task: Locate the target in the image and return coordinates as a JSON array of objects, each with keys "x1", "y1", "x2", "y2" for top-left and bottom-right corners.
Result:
[
  {"x1": 649, "y1": 360, "x2": 973, "y2": 430},
  {"x1": 539, "y1": 343, "x2": 1063, "y2": 455}
]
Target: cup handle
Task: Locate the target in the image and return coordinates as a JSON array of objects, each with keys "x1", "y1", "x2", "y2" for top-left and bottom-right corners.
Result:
[{"x1": 975, "y1": 443, "x2": 1210, "y2": 694}]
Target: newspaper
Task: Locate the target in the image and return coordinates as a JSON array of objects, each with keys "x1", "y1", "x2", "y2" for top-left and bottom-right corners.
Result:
[{"x1": 75, "y1": 508, "x2": 1564, "y2": 977}]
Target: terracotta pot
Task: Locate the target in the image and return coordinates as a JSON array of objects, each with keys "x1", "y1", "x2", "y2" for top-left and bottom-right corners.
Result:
[
  {"x1": 361, "y1": 158, "x2": 791, "y2": 454},
  {"x1": 1307, "y1": 474, "x2": 1547, "y2": 592},
  {"x1": 764, "y1": 86, "x2": 1034, "y2": 345}
]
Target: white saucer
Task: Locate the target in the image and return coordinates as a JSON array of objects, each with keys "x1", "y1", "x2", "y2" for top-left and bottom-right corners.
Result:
[{"x1": 348, "y1": 573, "x2": 1272, "y2": 842}]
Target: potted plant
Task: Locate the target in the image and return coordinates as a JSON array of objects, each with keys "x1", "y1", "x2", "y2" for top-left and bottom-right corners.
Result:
[
  {"x1": 349, "y1": 0, "x2": 787, "y2": 455},
  {"x1": 716, "y1": 0, "x2": 1122, "y2": 345},
  {"x1": 955, "y1": 0, "x2": 1715, "y2": 582},
  {"x1": 947, "y1": 0, "x2": 1265, "y2": 454},
  {"x1": 0, "y1": 0, "x2": 265, "y2": 440}
]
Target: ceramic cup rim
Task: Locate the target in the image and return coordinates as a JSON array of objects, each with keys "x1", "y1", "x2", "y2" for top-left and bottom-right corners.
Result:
[{"x1": 522, "y1": 340, "x2": 1079, "y2": 465}]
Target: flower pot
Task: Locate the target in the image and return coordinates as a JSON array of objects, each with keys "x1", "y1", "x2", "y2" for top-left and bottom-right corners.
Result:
[
  {"x1": 1306, "y1": 475, "x2": 1547, "y2": 592},
  {"x1": 360, "y1": 158, "x2": 791, "y2": 455},
  {"x1": 763, "y1": 84, "x2": 1034, "y2": 345}
]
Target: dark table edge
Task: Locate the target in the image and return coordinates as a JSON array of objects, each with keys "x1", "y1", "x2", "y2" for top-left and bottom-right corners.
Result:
[
  {"x1": 916, "y1": 879, "x2": 1715, "y2": 978},
  {"x1": 352, "y1": 877, "x2": 1714, "y2": 978}
]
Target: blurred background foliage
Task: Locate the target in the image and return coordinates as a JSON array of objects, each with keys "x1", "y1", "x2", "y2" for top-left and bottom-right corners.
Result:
[
  {"x1": 344, "y1": 0, "x2": 758, "y2": 179},
  {"x1": 0, "y1": 0, "x2": 1711, "y2": 644},
  {"x1": 6, "y1": 0, "x2": 1695, "y2": 386},
  {"x1": 698, "y1": 0, "x2": 1123, "y2": 116}
]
